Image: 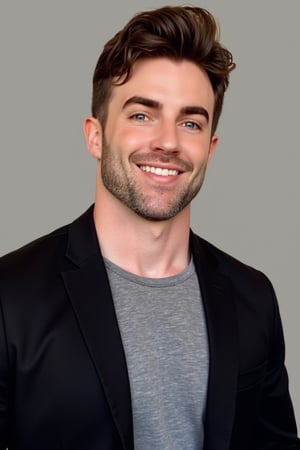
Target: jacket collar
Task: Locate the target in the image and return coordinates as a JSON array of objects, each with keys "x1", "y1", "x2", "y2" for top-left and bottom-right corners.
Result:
[{"x1": 65, "y1": 205, "x2": 100, "y2": 266}]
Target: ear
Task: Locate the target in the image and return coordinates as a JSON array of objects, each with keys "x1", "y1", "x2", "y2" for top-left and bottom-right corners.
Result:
[
  {"x1": 208, "y1": 134, "x2": 218, "y2": 163},
  {"x1": 84, "y1": 117, "x2": 103, "y2": 159}
]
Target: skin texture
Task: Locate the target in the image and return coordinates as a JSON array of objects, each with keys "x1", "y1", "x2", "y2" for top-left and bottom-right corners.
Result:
[{"x1": 84, "y1": 58, "x2": 218, "y2": 277}]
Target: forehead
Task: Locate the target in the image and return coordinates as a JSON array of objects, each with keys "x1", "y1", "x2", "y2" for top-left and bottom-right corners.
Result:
[{"x1": 109, "y1": 57, "x2": 215, "y2": 113}]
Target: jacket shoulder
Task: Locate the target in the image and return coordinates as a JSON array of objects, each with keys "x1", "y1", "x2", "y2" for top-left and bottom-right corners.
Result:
[
  {"x1": 192, "y1": 232, "x2": 272, "y2": 289},
  {"x1": 0, "y1": 224, "x2": 69, "y2": 285}
]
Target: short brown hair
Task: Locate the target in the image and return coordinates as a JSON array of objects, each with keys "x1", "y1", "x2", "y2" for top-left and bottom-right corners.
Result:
[{"x1": 92, "y1": 6, "x2": 235, "y2": 135}]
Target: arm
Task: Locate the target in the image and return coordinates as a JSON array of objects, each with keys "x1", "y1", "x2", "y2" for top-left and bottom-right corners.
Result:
[
  {"x1": 0, "y1": 297, "x2": 10, "y2": 450},
  {"x1": 255, "y1": 279, "x2": 300, "y2": 449}
]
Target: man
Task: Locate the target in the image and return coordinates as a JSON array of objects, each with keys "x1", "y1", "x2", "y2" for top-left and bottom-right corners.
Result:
[{"x1": 0, "y1": 5, "x2": 299, "y2": 450}]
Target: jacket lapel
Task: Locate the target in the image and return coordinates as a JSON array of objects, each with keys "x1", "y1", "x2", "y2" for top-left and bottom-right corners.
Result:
[
  {"x1": 191, "y1": 232, "x2": 239, "y2": 450},
  {"x1": 61, "y1": 206, "x2": 133, "y2": 450}
]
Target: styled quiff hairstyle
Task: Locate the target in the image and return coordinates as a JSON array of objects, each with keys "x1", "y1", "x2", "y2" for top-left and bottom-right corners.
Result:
[{"x1": 92, "y1": 6, "x2": 235, "y2": 135}]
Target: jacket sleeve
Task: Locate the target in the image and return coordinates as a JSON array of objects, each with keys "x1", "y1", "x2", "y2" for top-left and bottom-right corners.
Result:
[
  {"x1": 254, "y1": 277, "x2": 300, "y2": 449},
  {"x1": 0, "y1": 297, "x2": 9, "y2": 450}
]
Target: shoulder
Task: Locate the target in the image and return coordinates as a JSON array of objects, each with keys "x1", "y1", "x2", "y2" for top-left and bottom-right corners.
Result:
[
  {"x1": 0, "y1": 205, "x2": 96, "y2": 294},
  {"x1": 191, "y1": 232, "x2": 275, "y2": 298},
  {"x1": 0, "y1": 223, "x2": 69, "y2": 290},
  {"x1": 0, "y1": 224, "x2": 68, "y2": 266}
]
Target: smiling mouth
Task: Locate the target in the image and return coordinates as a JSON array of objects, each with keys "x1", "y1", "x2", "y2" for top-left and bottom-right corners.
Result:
[{"x1": 139, "y1": 165, "x2": 179, "y2": 176}]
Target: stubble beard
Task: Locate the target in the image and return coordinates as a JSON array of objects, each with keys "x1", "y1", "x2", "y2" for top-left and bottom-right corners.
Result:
[{"x1": 100, "y1": 139, "x2": 207, "y2": 221}]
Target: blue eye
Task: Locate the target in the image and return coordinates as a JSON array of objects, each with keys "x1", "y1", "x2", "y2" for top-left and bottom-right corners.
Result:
[
  {"x1": 183, "y1": 121, "x2": 200, "y2": 129},
  {"x1": 132, "y1": 113, "x2": 147, "y2": 121}
]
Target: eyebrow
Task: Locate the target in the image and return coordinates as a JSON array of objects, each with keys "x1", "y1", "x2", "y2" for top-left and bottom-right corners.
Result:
[
  {"x1": 123, "y1": 96, "x2": 210, "y2": 123},
  {"x1": 181, "y1": 106, "x2": 209, "y2": 123},
  {"x1": 123, "y1": 96, "x2": 160, "y2": 110}
]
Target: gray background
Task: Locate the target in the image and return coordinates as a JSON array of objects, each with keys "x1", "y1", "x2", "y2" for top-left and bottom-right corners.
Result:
[{"x1": 1, "y1": 0, "x2": 299, "y2": 428}]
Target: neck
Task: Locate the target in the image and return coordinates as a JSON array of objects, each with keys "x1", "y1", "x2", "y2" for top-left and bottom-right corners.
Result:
[{"x1": 93, "y1": 181, "x2": 191, "y2": 278}]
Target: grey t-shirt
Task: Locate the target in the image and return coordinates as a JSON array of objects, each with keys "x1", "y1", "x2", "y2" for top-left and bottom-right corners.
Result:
[{"x1": 105, "y1": 258, "x2": 209, "y2": 450}]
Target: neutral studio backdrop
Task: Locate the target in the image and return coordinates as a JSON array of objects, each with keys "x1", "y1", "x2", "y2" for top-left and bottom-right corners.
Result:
[{"x1": 1, "y1": 0, "x2": 299, "y2": 427}]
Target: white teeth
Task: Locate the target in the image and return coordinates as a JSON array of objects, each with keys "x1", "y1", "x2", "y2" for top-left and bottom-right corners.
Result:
[{"x1": 140, "y1": 165, "x2": 179, "y2": 176}]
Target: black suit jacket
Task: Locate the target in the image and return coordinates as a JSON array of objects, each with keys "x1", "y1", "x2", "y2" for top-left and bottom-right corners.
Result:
[{"x1": 0, "y1": 206, "x2": 299, "y2": 450}]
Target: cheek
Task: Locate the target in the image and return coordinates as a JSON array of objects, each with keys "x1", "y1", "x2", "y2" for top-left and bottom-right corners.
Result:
[
  {"x1": 185, "y1": 140, "x2": 211, "y2": 164},
  {"x1": 187, "y1": 147, "x2": 211, "y2": 176},
  {"x1": 115, "y1": 127, "x2": 152, "y2": 150}
]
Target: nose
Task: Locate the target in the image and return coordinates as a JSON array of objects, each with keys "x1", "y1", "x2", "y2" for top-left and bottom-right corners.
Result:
[{"x1": 150, "y1": 118, "x2": 179, "y2": 153}]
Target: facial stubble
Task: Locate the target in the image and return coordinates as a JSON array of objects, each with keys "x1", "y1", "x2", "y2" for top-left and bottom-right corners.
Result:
[{"x1": 100, "y1": 137, "x2": 209, "y2": 221}]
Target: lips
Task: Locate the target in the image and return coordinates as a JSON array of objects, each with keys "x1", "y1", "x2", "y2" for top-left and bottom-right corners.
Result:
[
  {"x1": 139, "y1": 165, "x2": 179, "y2": 176},
  {"x1": 132, "y1": 154, "x2": 191, "y2": 175}
]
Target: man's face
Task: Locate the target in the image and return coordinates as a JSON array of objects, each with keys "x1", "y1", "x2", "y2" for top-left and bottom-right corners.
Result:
[{"x1": 99, "y1": 57, "x2": 217, "y2": 221}]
